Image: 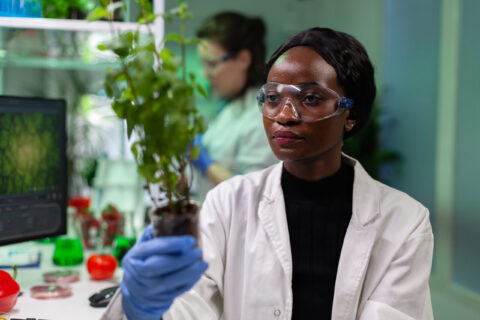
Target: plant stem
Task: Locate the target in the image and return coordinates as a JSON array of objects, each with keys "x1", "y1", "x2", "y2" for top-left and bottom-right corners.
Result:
[
  {"x1": 183, "y1": 159, "x2": 190, "y2": 205},
  {"x1": 145, "y1": 180, "x2": 159, "y2": 208},
  {"x1": 148, "y1": 26, "x2": 162, "y2": 68},
  {"x1": 120, "y1": 58, "x2": 140, "y2": 101},
  {"x1": 181, "y1": 17, "x2": 186, "y2": 81},
  {"x1": 163, "y1": 163, "x2": 175, "y2": 213},
  {"x1": 143, "y1": 5, "x2": 162, "y2": 67}
]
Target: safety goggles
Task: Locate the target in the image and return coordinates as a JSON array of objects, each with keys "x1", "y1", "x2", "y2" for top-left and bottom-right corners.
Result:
[
  {"x1": 201, "y1": 52, "x2": 237, "y2": 71},
  {"x1": 257, "y1": 82, "x2": 354, "y2": 122}
]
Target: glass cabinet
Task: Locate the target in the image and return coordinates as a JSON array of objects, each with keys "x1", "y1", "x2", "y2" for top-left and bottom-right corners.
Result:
[{"x1": 0, "y1": 0, "x2": 163, "y2": 196}]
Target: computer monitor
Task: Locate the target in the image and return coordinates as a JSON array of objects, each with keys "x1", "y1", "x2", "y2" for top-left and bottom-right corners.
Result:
[{"x1": 0, "y1": 96, "x2": 67, "y2": 245}]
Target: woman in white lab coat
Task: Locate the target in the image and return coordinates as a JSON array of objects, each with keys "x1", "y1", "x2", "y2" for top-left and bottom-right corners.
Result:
[
  {"x1": 191, "y1": 12, "x2": 278, "y2": 202},
  {"x1": 104, "y1": 27, "x2": 434, "y2": 320}
]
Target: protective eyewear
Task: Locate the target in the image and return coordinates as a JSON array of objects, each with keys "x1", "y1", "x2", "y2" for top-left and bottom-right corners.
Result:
[
  {"x1": 201, "y1": 52, "x2": 237, "y2": 70},
  {"x1": 256, "y1": 82, "x2": 354, "y2": 122}
]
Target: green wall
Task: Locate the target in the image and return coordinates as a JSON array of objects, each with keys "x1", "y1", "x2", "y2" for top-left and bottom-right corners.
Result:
[
  {"x1": 382, "y1": 0, "x2": 440, "y2": 221},
  {"x1": 453, "y1": 0, "x2": 480, "y2": 293},
  {"x1": 166, "y1": 0, "x2": 383, "y2": 67},
  {"x1": 164, "y1": 0, "x2": 384, "y2": 123}
]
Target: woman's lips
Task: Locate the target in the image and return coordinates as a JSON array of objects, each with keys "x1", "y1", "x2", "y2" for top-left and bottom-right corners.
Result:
[{"x1": 273, "y1": 130, "x2": 303, "y2": 145}]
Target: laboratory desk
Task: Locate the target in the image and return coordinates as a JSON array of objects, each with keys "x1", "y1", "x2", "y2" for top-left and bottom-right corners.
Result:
[{"x1": 1, "y1": 241, "x2": 122, "y2": 320}]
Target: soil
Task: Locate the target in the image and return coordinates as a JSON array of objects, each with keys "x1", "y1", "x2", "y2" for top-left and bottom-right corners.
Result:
[{"x1": 150, "y1": 202, "x2": 199, "y2": 239}]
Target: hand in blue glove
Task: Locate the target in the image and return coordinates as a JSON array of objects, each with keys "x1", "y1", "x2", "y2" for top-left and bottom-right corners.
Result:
[
  {"x1": 121, "y1": 225, "x2": 208, "y2": 320},
  {"x1": 192, "y1": 133, "x2": 214, "y2": 176}
]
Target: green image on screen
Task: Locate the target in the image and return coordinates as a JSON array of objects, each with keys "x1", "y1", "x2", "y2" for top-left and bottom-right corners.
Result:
[{"x1": 0, "y1": 112, "x2": 61, "y2": 195}]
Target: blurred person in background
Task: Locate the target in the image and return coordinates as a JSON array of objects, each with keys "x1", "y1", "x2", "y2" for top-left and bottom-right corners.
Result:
[{"x1": 191, "y1": 11, "x2": 278, "y2": 202}]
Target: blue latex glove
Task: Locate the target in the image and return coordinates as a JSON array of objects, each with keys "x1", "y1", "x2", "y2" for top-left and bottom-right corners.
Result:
[
  {"x1": 192, "y1": 133, "x2": 214, "y2": 175},
  {"x1": 121, "y1": 225, "x2": 208, "y2": 320}
]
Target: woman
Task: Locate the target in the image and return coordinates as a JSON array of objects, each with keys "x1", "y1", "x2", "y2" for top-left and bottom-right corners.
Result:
[
  {"x1": 104, "y1": 28, "x2": 434, "y2": 320},
  {"x1": 191, "y1": 12, "x2": 277, "y2": 202}
]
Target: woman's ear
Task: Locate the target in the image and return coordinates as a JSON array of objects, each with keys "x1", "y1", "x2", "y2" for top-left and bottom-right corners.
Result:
[
  {"x1": 345, "y1": 119, "x2": 356, "y2": 132},
  {"x1": 236, "y1": 49, "x2": 252, "y2": 71},
  {"x1": 344, "y1": 109, "x2": 356, "y2": 132}
]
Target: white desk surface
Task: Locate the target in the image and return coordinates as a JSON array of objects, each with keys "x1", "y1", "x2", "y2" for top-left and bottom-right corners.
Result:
[{"x1": 2, "y1": 241, "x2": 123, "y2": 320}]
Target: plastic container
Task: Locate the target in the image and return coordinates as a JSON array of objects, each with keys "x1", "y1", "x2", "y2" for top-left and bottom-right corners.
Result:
[
  {"x1": 31, "y1": 285, "x2": 72, "y2": 299},
  {"x1": 0, "y1": 0, "x2": 42, "y2": 18},
  {"x1": 43, "y1": 270, "x2": 80, "y2": 284},
  {"x1": 112, "y1": 236, "x2": 136, "y2": 265},
  {"x1": 52, "y1": 238, "x2": 84, "y2": 266}
]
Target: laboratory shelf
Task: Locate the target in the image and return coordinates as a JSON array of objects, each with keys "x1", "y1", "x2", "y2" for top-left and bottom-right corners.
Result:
[
  {"x1": 0, "y1": 56, "x2": 120, "y2": 70},
  {"x1": 0, "y1": 16, "x2": 150, "y2": 33}
]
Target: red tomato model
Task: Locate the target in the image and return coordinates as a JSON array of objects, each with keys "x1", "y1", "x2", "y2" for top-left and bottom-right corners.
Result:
[{"x1": 86, "y1": 254, "x2": 118, "y2": 280}]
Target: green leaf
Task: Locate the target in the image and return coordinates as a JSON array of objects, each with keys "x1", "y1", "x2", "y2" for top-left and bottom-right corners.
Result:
[
  {"x1": 138, "y1": 13, "x2": 157, "y2": 24},
  {"x1": 113, "y1": 46, "x2": 129, "y2": 58},
  {"x1": 138, "y1": 163, "x2": 158, "y2": 182},
  {"x1": 159, "y1": 48, "x2": 174, "y2": 63},
  {"x1": 146, "y1": 13, "x2": 157, "y2": 22},
  {"x1": 87, "y1": 7, "x2": 110, "y2": 21},
  {"x1": 164, "y1": 33, "x2": 183, "y2": 44},
  {"x1": 191, "y1": 145, "x2": 200, "y2": 160},
  {"x1": 116, "y1": 73, "x2": 126, "y2": 81},
  {"x1": 111, "y1": 99, "x2": 131, "y2": 119},
  {"x1": 184, "y1": 38, "x2": 199, "y2": 45},
  {"x1": 126, "y1": 118, "x2": 135, "y2": 139},
  {"x1": 125, "y1": 31, "x2": 135, "y2": 45},
  {"x1": 134, "y1": 30, "x2": 140, "y2": 43},
  {"x1": 194, "y1": 82, "x2": 207, "y2": 97},
  {"x1": 144, "y1": 42, "x2": 157, "y2": 53},
  {"x1": 97, "y1": 44, "x2": 108, "y2": 51},
  {"x1": 105, "y1": 82, "x2": 113, "y2": 97},
  {"x1": 105, "y1": 69, "x2": 123, "y2": 97},
  {"x1": 122, "y1": 87, "x2": 135, "y2": 101},
  {"x1": 160, "y1": 13, "x2": 173, "y2": 22},
  {"x1": 131, "y1": 141, "x2": 142, "y2": 160}
]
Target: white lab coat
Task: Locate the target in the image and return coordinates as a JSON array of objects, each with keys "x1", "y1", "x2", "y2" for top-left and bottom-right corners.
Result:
[
  {"x1": 192, "y1": 87, "x2": 278, "y2": 202},
  {"x1": 102, "y1": 156, "x2": 434, "y2": 320}
]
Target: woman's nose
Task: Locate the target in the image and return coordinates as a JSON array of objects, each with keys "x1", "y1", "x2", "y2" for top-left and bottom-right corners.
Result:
[
  {"x1": 275, "y1": 99, "x2": 301, "y2": 124},
  {"x1": 203, "y1": 66, "x2": 213, "y2": 79}
]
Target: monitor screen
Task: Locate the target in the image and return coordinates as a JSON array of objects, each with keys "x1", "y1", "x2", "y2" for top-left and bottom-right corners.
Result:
[{"x1": 0, "y1": 96, "x2": 67, "y2": 245}]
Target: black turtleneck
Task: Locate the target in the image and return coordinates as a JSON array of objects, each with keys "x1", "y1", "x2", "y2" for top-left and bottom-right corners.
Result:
[{"x1": 281, "y1": 160, "x2": 354, "y2": 319}]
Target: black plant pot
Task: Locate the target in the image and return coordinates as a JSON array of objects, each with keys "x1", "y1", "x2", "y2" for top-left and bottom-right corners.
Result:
[{"x1": 150, "y1": 202, "x2": 199, "y2": 239}]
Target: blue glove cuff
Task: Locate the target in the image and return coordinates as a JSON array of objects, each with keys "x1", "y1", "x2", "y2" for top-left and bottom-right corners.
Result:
[
  {"x1": 192, "y1": 134, "x2": 214, "y2": 175},
  {"x1": 196, "y1": 154, "x2": 214, "y2": 176}
]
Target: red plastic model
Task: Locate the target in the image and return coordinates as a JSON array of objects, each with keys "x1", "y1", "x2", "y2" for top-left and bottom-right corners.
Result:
[
  {"x1": 101, "y1": 205, "x2": 125, "y2": 247},
  {"x1": 87, "y1": 254, "x2": 118, "y2": 280},
  {"x1": 0, "y1": 266, "x2": 20, "y2": 313},
  {"x1": 68, "y1": 196, "x2": 91, "y2": 213}
]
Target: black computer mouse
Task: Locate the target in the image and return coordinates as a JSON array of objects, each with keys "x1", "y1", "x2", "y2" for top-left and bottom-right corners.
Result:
[{"x1": 89, "y1": 285, "x2": 119, "y2": 308}]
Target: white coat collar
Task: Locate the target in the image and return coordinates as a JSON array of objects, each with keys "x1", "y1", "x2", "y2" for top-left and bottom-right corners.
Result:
[
  {"x1": 257, "y1": 160, "x2": 292, "y2": 273},
  {"x1": 343, "y1": 154, "x2": 381, "y2": 227},
  {"x1": 258, "y1": 155, "x2": 380, "y2": 320},
  {"x1": 261, "y1": 155, "x2": 381, "y2": 227}
]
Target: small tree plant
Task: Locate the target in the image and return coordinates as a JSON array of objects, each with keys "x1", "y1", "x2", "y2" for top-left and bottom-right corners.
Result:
[{"x1": 88, "y1": 0, "x2": 206, "y2": 237}]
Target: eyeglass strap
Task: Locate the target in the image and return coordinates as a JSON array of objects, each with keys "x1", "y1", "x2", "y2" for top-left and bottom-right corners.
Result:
[{"x1": 340, "y1": 97, "x2": 354, "y2": 109}]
